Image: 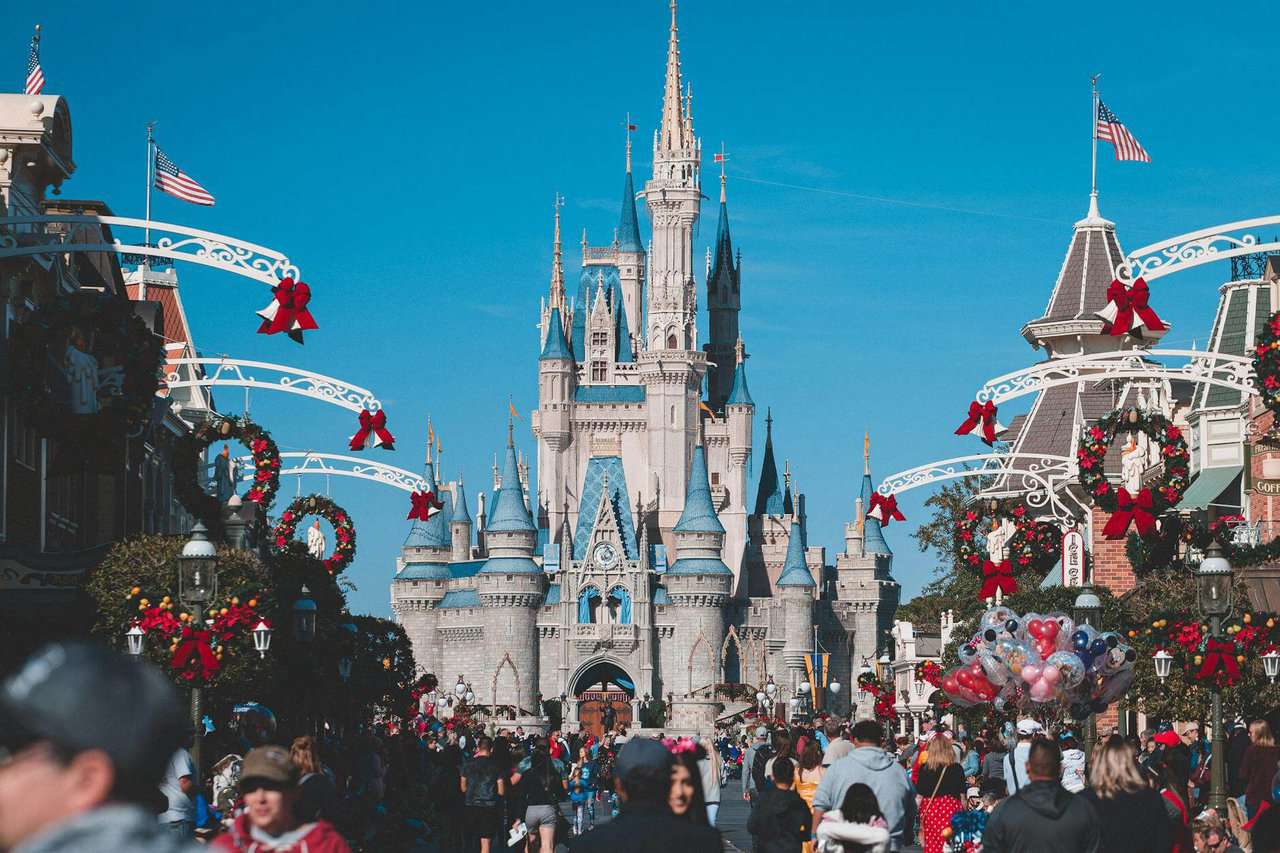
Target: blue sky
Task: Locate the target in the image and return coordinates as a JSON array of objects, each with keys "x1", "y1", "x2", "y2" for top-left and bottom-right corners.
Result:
[{"x1": 13, "y1": 1, "x2": 1280, "y2": 616}]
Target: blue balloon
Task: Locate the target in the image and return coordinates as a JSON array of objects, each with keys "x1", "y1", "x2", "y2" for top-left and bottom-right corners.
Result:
[
  {"x1": 1071, "y1": 629, "x2": 1091, "y2": 652},
  {"x1": 1089, "y1": 639, "x2": 1108, "y2": 659}
]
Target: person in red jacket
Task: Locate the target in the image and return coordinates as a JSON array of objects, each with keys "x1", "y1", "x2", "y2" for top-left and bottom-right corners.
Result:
[{"x1": 212, "y1": 745, "x2": 351, "y2": 853}]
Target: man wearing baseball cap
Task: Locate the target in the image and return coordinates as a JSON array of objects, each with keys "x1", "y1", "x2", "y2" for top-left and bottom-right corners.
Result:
[
  {"x1": 211, "y1": 745, "x2": 350, "y2": 852},
  {"x1": 570, "y1": 736, "x2": 720, "y2": 853},
  {"x1": 0, "y1": 642, "x2": 200, "y2": 853}
]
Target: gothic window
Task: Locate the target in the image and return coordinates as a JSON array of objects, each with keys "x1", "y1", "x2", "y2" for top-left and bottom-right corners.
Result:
[
  {"x1": 608, "y1": 587, "x2": 632, "y2": 624},
  {"x1": 667, "y1": 333, "x2": 678, "y2": 350},
  {"x1": 591, "y1": 331, "x2": 608, "y2": 348},
  {"x1": 591, "y1": 362, "x2": 607, "y2": 382},
  {"x1": 578, "y1": 585, "x2": 602, "y2": 623}
]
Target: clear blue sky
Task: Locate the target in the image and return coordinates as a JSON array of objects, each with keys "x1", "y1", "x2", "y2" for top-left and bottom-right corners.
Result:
[{"x1": 13, "y1": 1, "x2": 1280, "y2": 617}]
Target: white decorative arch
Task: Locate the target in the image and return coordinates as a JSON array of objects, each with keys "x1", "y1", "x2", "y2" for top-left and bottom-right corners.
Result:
[
  {"x1": 491, "y1": 652, "x2": 521, "y2": 712},
  {"x1": 876, "y1": 452, "x2": 1087, "y2": 525},
  {"x1": 720, "y1": 625, "x2": 744, "y2": 684},
  {"x1": 167, "y1": 357, "x2": 382, "y2": 414},
  {"x1": 235, "y1": 452, "x2": 425, "y2": 494},
  {"x1": 1122, "y1": 214, "x2": 1280, "y2": 283},
  {"x1": 974, "y1": 349, "x2": 1255, "y2": 407},
  {"x1": 567, "y1": 655, "x2": 637, "y2": 697},
  {"x1": 0, "y1": 214, "x2": 300, "y2": 285}
]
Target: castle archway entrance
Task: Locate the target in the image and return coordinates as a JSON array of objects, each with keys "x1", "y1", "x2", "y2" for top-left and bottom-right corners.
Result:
[{"x1": 571, "y1": 659, "x2": 635, "y2": 738}]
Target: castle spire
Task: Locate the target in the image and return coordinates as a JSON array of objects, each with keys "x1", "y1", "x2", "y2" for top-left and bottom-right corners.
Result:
[
  {"x1": 549, "y1": 193, "x2": 566, "y2": 313},
  {"x1": 659, "y1": 0, "x2": 689, "y2": 153},
  {"x1": 754, "y1": 408, "x2": 784, "y2": 516}
]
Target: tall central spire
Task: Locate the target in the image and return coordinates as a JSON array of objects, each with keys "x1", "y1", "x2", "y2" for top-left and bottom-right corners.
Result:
[
  {"x1": 549, "y1": 193, "x2": 566, "y2": 314},
  {"x1": 659, "y1": 0, "x2": 689, "y2": 153}
]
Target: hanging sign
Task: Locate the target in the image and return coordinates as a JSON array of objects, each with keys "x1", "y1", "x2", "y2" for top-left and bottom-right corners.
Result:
[
  {"x1": 1061, "y1": 528, "x2": 1086, "y2": 587},
  {"x1": 1255, "y1": 479, "x2": 1280, "y2": 497}
]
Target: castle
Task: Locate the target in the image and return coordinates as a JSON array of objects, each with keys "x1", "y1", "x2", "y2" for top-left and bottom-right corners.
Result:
[{"x1": 390, "y1": 3, "x2": 899, "y2": 733}]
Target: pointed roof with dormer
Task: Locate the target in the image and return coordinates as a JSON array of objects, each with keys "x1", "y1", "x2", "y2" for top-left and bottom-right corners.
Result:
[
  {"x1": 858, "y1": 436, "x2": 892, "y2": 557},
  {"x1": 776, "y1": 522, "x2": 815, "y2": 587},
  {"x1": 754, "y1": 409, "x2": 784, "y2": 516},
  {"x1": 486, "y1": 423, "x2": 535, "y2": 533}
]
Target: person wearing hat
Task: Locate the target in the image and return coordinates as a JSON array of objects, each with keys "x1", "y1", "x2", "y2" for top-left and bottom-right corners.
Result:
[
  {"x1": 0, "y1": 642, "x2": 201, "y2": 853},
  {"x1": 1001, "y1": 719, "x2": 1041, "y2": 795},
  {"x1": 210, "y1": 745, "x2": 350, "y2": 853},
  {"x1": 569, "y1": 737, "x2": 720, "y2": 853}
]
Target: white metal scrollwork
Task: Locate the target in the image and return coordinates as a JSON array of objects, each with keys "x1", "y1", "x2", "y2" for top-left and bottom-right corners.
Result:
[
  {"x1": 235, "y1": 452, "x2": 426, "y2": 494},
  {"x1": 974, "y1": 349, "x2": 1255, "y2": 406},
  {"x1": 876, "y1": 453, "x2": 1087, "y2": 525},
  {"x1": 1121, "y1": 215, "x2": 1280, "y2": 282},
  {"x1": 166, "y1": 358, "x2": 381, "y2": 413},
  {"x1": 0, "y1": 214, "x2": 300, "y2": 285}
]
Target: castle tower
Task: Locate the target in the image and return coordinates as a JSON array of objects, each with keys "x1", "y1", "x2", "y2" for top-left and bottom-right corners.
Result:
[
  {"x1": 450, "y1": 475, "x2": 473, "y2": 562},
  {"x1": 666, "y1": 444, "x2": 732, "y2": 696},
  {"x1": 477, "y1": 422, "x2": 544, "y2": 713},
  {"x1": 617, "y1": 130, "x2": 646, "y2": 344},
  {"x1": 403, "y1": 426, "x2": 451, "y2": 562},
  {"x1": 776, "y1": 520, "x2": 816, "y2": 692},
  {"x1": 722, "y1": 337, "x2": 755, "y2": 591},
  {"x1": 705, "y1": 164, "x2": 741, "y2": 410},
  {"x1": 539, "y1": 304, "x2": 575, "y2": 536}
]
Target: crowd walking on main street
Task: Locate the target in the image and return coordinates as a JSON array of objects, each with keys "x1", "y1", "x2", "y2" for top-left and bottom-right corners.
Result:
[{"x1": 13, "y1": 642, "x2": 1280, "y2": 851}]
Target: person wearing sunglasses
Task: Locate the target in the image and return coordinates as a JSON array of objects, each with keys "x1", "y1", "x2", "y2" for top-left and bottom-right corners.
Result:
[
  {"x1": 210, "y1": 745, "x2": 350, "y2": 852},
  {"x1": 0, "y1": 642, "x2": 199, "y2": 853}
]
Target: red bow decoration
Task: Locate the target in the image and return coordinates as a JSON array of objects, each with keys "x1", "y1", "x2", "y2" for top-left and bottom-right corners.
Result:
[
  {"x1": 954, "y1": 400, "x2": 1005, "y2": 445},
  {"x1": 256, "y1": 278, "x2": 319, "y2": 344},
  {"x1": 349, "y1": 410, "x2": 396, "y2": 451},
  {"x1": 1101, "y1": 487, "x2": 1157, "y2": 539},
  {"x1": 979, "y1": 559, "x2": 1017, "y2": 599},
  {"x1": 868, "y1": 492, "x2": 905, "y2": 526},
  {"x1": 1197, "y1": 638, "x2": 1241, "y2": 685},
  {"x1": 407, "y1": 490, "x2": 444, "y2": 521},
  {"x1": 1097, "y1": 278, "x2": 1167, "y2": 339},
  {"x1": 170, "y1": 627, "x2": 219, "y2": 682}
]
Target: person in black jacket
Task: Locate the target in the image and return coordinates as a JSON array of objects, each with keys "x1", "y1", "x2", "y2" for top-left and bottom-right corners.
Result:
[
  {"x1": 569, "y1": 738, "x2": 720, "y2": 853},
  {"x1": 1079, "y1": 735, "x2": 1171, "y2": 853},
  {"x1": 746, "y1": 757, "x2": 812, "y2": 853},
  {"x1": 983, "y1": 739, "x2": 1100, "y2": 853}
]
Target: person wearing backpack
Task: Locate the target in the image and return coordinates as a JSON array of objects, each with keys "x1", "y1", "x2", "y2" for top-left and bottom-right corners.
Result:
[{"x1": 462, "y1": 736, "x2": 506, "y2": 853}]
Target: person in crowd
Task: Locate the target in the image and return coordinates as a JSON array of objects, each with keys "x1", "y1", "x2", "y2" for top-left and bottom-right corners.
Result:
[
  {"x1": 814, "y1": 782, "x2": 889, "y2": 853},
  {"x1": 1059, "y1": 735, "x2": 1087, "y2": 794},
  {"x1": 765, "y1": 731, "x2": 795, "y2": 783},
  {"x1": 1001, "y1": 719, "x2": 1040, "y2": 794},
  {"x1": 978, "y1": 777, "x2": 1007, "y2": 813},
  {"x1": 794, "y1": 739, "x2": 826, "y2": 853},
  {"x1": 1192, "y1": 816, "x2": 1245, "y2": 853},
  {"x1": 212, "y1": 744, "x2": 351, "y2": 853},
  {"x1": 754, "y1": 729, "x2": 781, "y2": 795},
  {"x1": 570, "y1": 738, "x2": 720, "y2": 853},
  {"x1": 669, "y1": 747, "x2": 711, "y2": 826},
  {"x1": 510, "y1": 738, "x2": 565, "y2": 853},
  {"x1": 1152, "y1": 743, "x2": 1194, "y2": 853},
  {"x1": 1241, "y1": 720, "x2": 1280, "y2": 819},
  {"x1": 823, "y1": 720, "x2": 853, "y2": 768},
  {"x1": 569, "y1": 765, "x2": 593, "y2": 836},
  {"x1": 981, "y1": 739, "x2": 1099, "y2": 853},
  {"x1": 289, "y1": 736, "x2": 337, "y2": 825},
  {"x1": 812, "y1": 720, "x2": 915, "y2": 851},
  {"x1": 696, "y1": 738, "x2": 721, "y2": 826},
  {"x1": 982, "y1": 735, "x2": 1008, "y2": 786},
  {"x1": 0, "y1": 643, "x2": 200, "y2": 853},
  {"x1": 747, "y1": 757, "x2": 812, "y2": 853},
  {"x1": 461, "y1": 735, "x2": 505, "y2": 853},
  {"x1": 575, "y1": 745, "x2": 598, "y2": 834},
  {"x1": 158, "y1": 727, "x2": 198, "y2": 839},
  {"x1": 1079, "y1": 734, "x2": 1170, "y2": 853},
  {"x1": 1225, "y1": 798, "x2": 1250, "y2": 852},
  {"x1": 745, "y1": 727, "x2": 769, "y2": 802},
  {"x1": 1227, "y1": 721, "x2": 1250, "y2": 800},
  {"x1": 916, "y1": 735, "x2": 965, "y2": 853},
  {"x1": 960, "y1": 737, "x2": 980, "y2": 781}
]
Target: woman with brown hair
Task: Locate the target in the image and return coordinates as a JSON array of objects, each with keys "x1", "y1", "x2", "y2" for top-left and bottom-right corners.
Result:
[
  {"x1": 290, "y1": 736, "x2": 337, "y2": 823},
  {"x1": 794, "y1": 739, "x2": 826, "y2": 853},
  {"x1": 915, "y1": 736, "x2": 964, "y2": 853},
  {"x1": 1242, "y1": 720, "x2": 1280, "y2": 819},
  {"x1": 1080, "y1": 734, "x2": 1170, "y2": 853}
]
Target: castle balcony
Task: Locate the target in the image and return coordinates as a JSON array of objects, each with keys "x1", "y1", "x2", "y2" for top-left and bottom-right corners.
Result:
[{"x1": 572, "y1": 622, "x2": 638, "y2": 654}]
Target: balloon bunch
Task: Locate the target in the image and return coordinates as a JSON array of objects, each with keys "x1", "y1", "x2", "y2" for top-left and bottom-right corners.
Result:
[{"x1": 942, "y1": 606, "x2": 1137, "y2": 719}]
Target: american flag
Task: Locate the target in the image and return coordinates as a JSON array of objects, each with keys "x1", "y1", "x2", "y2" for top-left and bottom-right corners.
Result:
[
  {"x1": 25, "y1": 32, "x2": 43, "y2": 96},
  {"x1": 1096, "y1": 101, "x2": 1150, "y2": 163},
  {"x1": 154, "y1": 148, "x2": 215, "y2": 206}
]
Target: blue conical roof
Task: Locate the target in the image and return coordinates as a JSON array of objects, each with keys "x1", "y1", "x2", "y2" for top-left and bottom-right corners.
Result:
[
  {"x1": 776, "y1": 522, "x2": 816, "y2": 588},
  {"x1": 487, "y1": 433, "x2": 535, "y2": 532},
  {"x1": 727, "y1": 358, "x2": 753, "y2": 406},
  {"x1": 540, "y1": 308, "x2": 573, "y2": 361},
  {"x1": 404, "y1": 458, "x2": 450, "y2": 548},
  {"x1": 613, "y1": 286, "x2": 634, "y2": 363},
  {"x1": 754, "y1": 412, "x2": 784, "y2": 516},
  {"x1": 453, "y1": 478, "x2": 472, "y2": 525},
  {"x1": 674, "y1": 446, "x2": 725, "y2": 533},
  {"x1": 709, "y1": 198, "x2": 734, "y2": 284},
  {"x1": 858, "y1": 470, "x2": 893, "y2": 557},
  {"x1": 618, "y1": 169, "x2": 643, "y2": 253}
]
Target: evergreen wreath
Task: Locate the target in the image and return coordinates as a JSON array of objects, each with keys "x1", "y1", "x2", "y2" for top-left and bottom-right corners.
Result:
[
  {"x1": 272, "y1": 494, "x2": 356, "y2": 575},
  {"x1": 954, "y1": 503, "x2": 1062, "y2": 577},
  {"x1": 8, "y1": 292, "x2": 162, "y2": 448},
  {"x1": 1077, "y1": 408, "x2": 1190, "y2": 538},
  {"x1": 173, "y1": 415, "x2": 281, "y2": 529},
  {"x1": 1253, "y1": 310, "x2": 1280, "y2": 418}
]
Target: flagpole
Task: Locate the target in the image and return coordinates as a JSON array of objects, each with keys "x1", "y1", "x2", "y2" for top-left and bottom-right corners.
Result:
[
  {"x1": 1089, "y1": 74, "x2": 1100, "y2": 217},
  {"x1": 144, "y1": 122, "x2": 156, "y2": 250}
]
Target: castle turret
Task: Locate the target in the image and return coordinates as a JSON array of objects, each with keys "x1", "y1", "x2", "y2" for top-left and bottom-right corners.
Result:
[
  {"x1": 777, "y1": 521, "x2": 815, "y2": 691},
  {"x1": 705, "y1": 163, "x2": 741, "y2": 409},
  {"x1": 667, "y1": 445, "x2": 731, "y2": 695},
  {"x1": 477, "y1": 422, "x2": 543, "y2": 713},
  {"x1": 403, "y1": 426, "x2": 451, "y2": 562},
  {"x1": 538, "y1": 199, "x2": 577, "y2": 541},
  {"x1": 451, "y1": 475, "x2": 473, "y2": 562}
]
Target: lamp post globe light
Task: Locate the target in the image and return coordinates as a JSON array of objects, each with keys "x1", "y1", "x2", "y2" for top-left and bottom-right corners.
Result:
[
  {"x1": 252, "y1": 620, "x2": 272, "y2": 659},
  {"x1": 178, "y1": 522, "x2": 218, "y2": 610},
  {"x1": 1197, "y1": 540, "x2": 1234, "y2": 812},
  {"x1": 1153, "y1": 649, "x2": 1174, "y2": 683},
  {"x1": 1265, "y1": 650, "x2": 1280, "y2": 684},
  {"x1": 125, "y1": 625, "x2": 145, "y2": 657},
  {"x1": 292, "y1": 586, "x2": 317, "y2": 643},
  {"x1": 829, "y1": 680, "x2": 841, "y2": 695},
  {"x1": 455, "y1": 676, "x2": 468, "y2": 698}
]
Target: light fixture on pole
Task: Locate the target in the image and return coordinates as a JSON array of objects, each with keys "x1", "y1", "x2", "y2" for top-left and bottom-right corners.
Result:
[
  {"x1": 1196, "y1": 539, "x2": 1234, "y2": 812},
  {"x1": 125, "y1": 625, "x2": 145, "y2": 657},
  {"x1": 829, "y1": 680, "x2": 842, "y2": 695},
  {"x1": 456, "y1": 676, "x2": 468, "y2": 698},
  {"x1": 1265, "y1": 650, "x2": 1280, "y2": 684},
  {"x1": 1153, "y1": 649, "x2": 1173, "y2": 683},
  {"x1": 177, "y1": 522, "x2": 217, "y2": 610},
  {"x1": 252, "y1": 620, "x2": 272, "y2": 659},
  {"x1": 292, "y1": 586, "x2": 317, "y2": 643},
  {"x1": 338, "y1": 656, "x2": 353, "y2": 682}
]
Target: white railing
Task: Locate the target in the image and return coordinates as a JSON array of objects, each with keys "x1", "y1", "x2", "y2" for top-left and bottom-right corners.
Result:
[
  {"x1": 1122, "y1": 214, "x2": 1280, "y2": 283},
  {"x1": 166, "y1": 357, "x2": 381, "y2": 414},
  {"x1": 235, "y1": 452, "x2": 425, "y2": 494}
]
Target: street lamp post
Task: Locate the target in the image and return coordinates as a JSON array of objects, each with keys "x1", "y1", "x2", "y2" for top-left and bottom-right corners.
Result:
[
  {"x1": 1197, "y1": 540, "x2": 1234, "y2": 812},
  {"x1": 177, "y1": 522, "x2": 218, "y2": 782},
  {"x1": 1074, "y1": 582, "x2": 1102, "y2": 768}
]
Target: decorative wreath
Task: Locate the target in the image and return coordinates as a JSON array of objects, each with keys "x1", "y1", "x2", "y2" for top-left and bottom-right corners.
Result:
[
  {"x1": 1132, "y1": 610, "x2": 1280, "y2": 690},
  {"x1": 125, "y1": 582, "x2": 273, "y2": 686},
  {"x1": 1077, "y1": 408, "x2": 1190, "y2": 539},
  {"x1": 857, "y1": 671, "x2": 897, "y2": 720},
  {"x1": 173, "y1": 415, "x2": 282, "y2": 529},
  {"x1": 272, "y1": 494, "x2": 356, "y2": 575},
  {"x1": 8, "y1": 292, "x2": 162, "y2": 448},
  {"x1": 955, "y1": 502, "x2": 1062, "y2": 599},
  {"x1": 915, "y1": 660, "x2": 944, "y2": 688},
  {"x1": 1253, "y1": 310, "x2": 1280, "y2": 418}
]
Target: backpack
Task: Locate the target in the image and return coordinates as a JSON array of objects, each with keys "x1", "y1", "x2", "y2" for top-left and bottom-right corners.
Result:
[{"x1": 752, "y1": 745, "x2": 776, "y2": 792}]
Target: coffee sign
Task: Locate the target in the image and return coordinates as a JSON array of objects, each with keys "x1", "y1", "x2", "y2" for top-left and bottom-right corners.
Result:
[
  {"x1": 1257, "y1": 479, "x2": 1280, "y2": 497},
  {"x1": 1061, "y1": 529, "x2": 1086, "y2": 587}
]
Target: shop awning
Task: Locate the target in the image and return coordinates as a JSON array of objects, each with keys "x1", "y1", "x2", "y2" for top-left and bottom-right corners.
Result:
[{"x1": 1175, "y1": 465, "x2": 1243, "y2": 511}]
